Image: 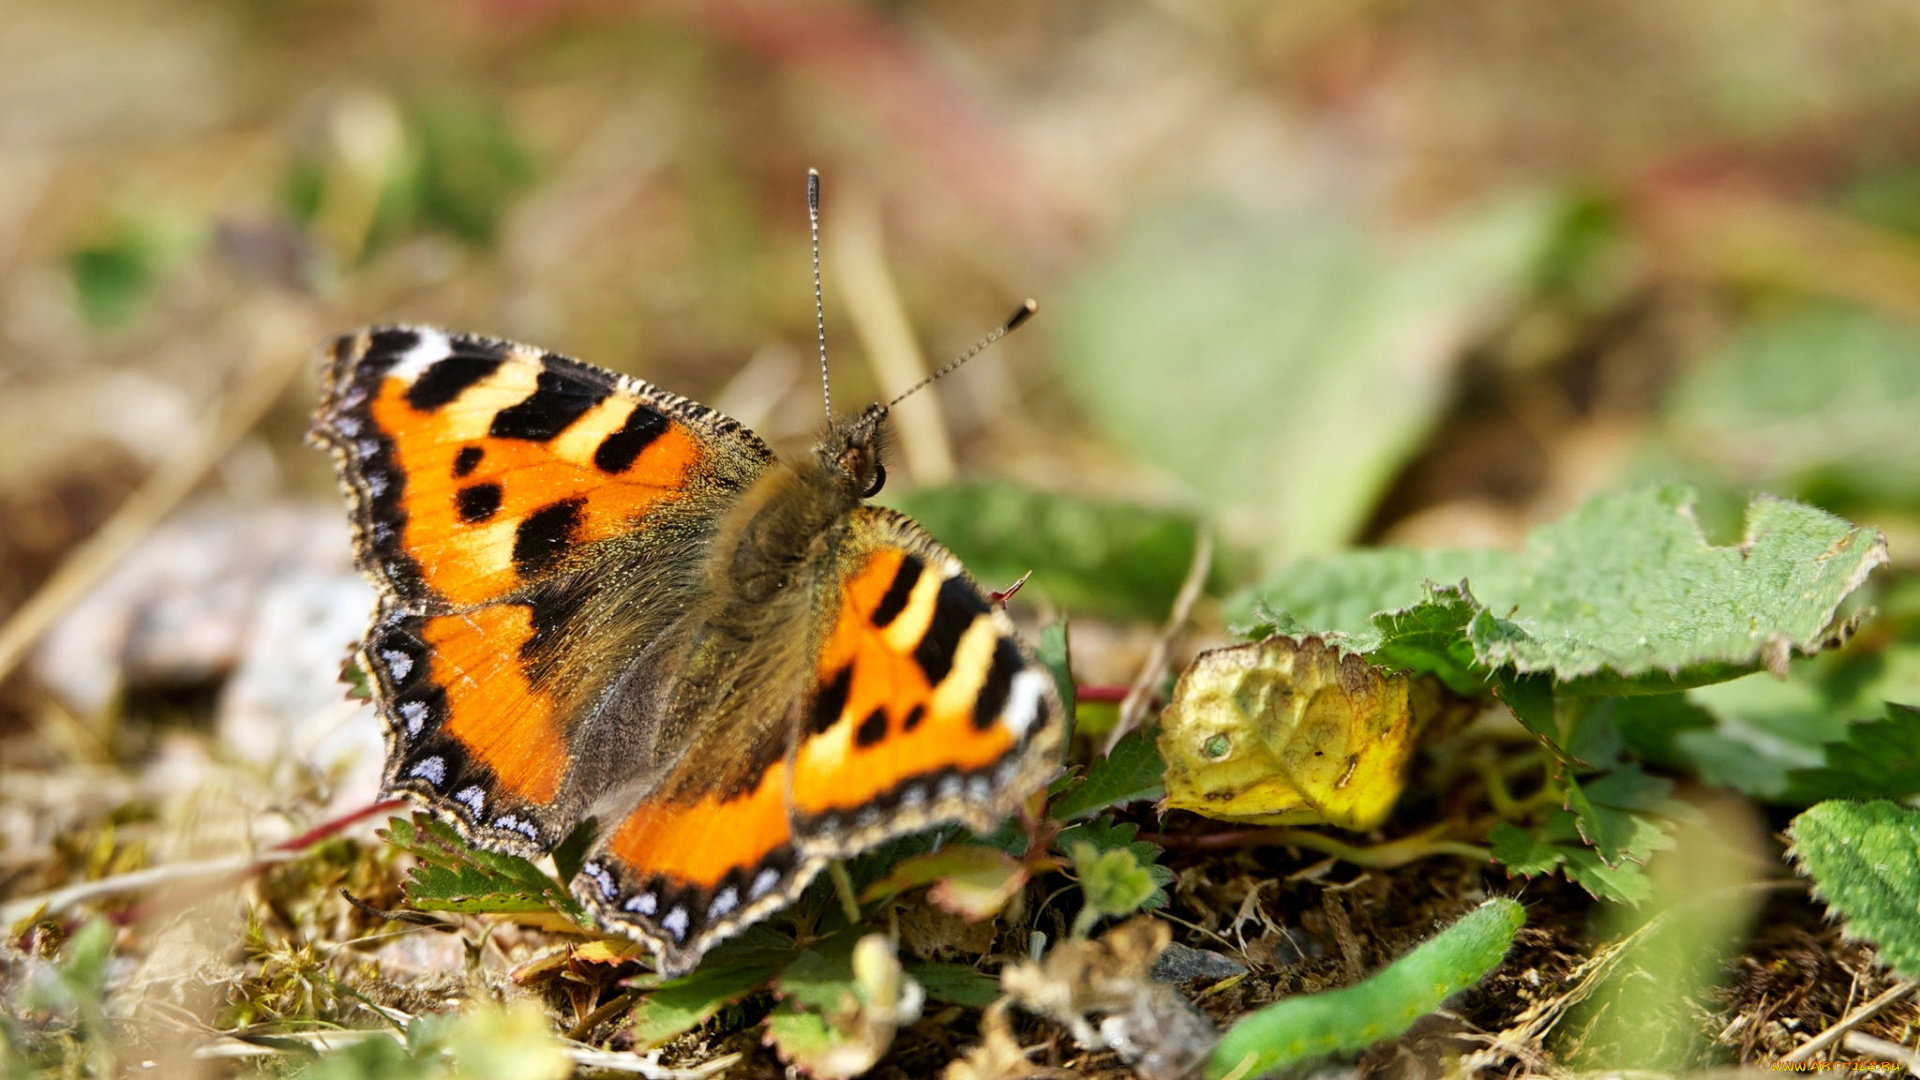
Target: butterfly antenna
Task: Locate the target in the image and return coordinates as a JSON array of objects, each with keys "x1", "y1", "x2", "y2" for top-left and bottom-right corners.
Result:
[
  {"x1": 885, "y1": 299, "x2": 1039, "y2": 411},
  {"x1": 808, "y1": 169, "x2": 832, "y2": 422}
]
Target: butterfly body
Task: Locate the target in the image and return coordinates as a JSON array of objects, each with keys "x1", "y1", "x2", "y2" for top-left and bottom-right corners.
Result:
[{"x1": 310, "y1": 326, "x2": 1061, "y2": 974}]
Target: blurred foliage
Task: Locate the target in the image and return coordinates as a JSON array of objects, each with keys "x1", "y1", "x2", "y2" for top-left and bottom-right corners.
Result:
[
  {"x1": 1058, "y1": 195, "x2": 1557, "y2": 564},
  {"x1": 1662, "y1": 304, "x2": 1920, "y2": 512}
]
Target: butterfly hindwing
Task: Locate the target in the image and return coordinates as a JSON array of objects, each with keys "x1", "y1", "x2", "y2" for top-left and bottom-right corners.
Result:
[
  {"x1": 311, "y1": 326, "x2": 775, "y2": 852},
  {"x1": 574, "y1": 506, "x2": 1064, "y2": 974}
]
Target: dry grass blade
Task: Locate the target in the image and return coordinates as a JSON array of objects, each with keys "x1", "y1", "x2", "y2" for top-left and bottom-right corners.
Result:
[
  {"x1": 561, "y1": 1048, "x2": 745, "y2": 1077},
  {"x1": 0, "y1": 850, "x2": 301, "y2": 925},
  {"x1": 1784, "y1": 977, "x2": 1920, "y2": 1063},
  {"x1": 1840, "y1": 1031, "x2": 1920, "y2": 1071},
  {"x1": 1105, "y1": 527, "x2": 1212, "y2": 754}
]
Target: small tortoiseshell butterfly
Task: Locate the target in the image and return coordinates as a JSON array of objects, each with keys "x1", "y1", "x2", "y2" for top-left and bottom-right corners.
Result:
[{"x1": 308, "y1": 187, "x2": 1063, "y2": 975}]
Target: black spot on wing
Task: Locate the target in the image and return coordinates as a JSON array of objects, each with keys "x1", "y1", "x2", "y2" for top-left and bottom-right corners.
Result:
[
  {"x1": 855, "y1": 707, "x2": 889, "y2": 749},
  {"x1": 913, "y1": 576, "x2": 990, "y2": 686},
  {"x1": 512, "y1": 499, "x2": 583, "y2": 576},
  {"x1": 453, "y1": 445, "x2": 483, "y2": 477},
  {"x1": 974, "y1": 637, "x2": 1021, "y2": 731},
  {"x1": 812, "y1": 665, "x2": 853, "y2": 736},
  {"x1": 870, "y1": 555, "x2": 923, "y2": 628},
  {"x1": 456, "y1": 482, "x2": 502, "y2": 523},
  {"x1": 594, "y1": 405, "x2": 669, "y2": 473},
  {"x1": 405, "y1": 339, "x2": 507, "y2": 411},
  {"x1": 902, "y1": 703, "x2": 926, "y2": 732},
  {"x1": 490, "y1": 365, "x2": 607, "y2": 442}
]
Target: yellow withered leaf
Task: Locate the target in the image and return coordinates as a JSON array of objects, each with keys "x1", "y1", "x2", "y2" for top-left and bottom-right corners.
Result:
[{"x1": 1157, "y1": 636, "x2": 1428, "y2": 830}]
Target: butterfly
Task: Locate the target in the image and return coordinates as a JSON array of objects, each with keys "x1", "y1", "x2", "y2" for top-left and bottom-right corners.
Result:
[{"x1": 308, "y1": 304, "x2": 1064, "y2": 975}]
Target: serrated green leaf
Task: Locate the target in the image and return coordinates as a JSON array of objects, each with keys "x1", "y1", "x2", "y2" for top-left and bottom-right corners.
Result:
[
  {"x1": 1493, "y1": 669, "x2": 1558, "y2": 746},
  {"x1": 1060, "y1": 820, "x2": 1173, "y2": 932},
  {"x1": 1069, "y1": 843, "x2": 1162, "y2": 937},
  {"x1": 1490, "y1": 809, "x2": 1657, "y2": 903},
  {"x1": 1370, "y1": 583, "x2": 1487, "y2": 696},
  {"x1": 1560, "y1": 846, "x2": 1655, "y2": 905},
  {"x1": 1488, "y1": 822, "x2": 1564, "y2": 876},
  {"x1": 1206, "y1": 898, "x2": 1524, "y2": 1078},
  {"x1": 1057, "y1": 817, "x2": 1161, "y2": 865},
  {"x1": 1790, "y1": 800, "x2": 1920, "y2": 979},
  {"x1": 1564, "y1": 770, "x2": 1677, "y2": 868},
  {"x1": 1680, "y1": 646, "x2": 1920, "y2": 802},
  {"x1": 379, "y1": 814, "x2": 584, "y2": 922},
  {"x1": 882, "y1": 482, "x2": 1233, "y2": 620},
  {"x1": 1047, "y1": 727, "x2": 1165, "y2": 821},
  {"x1": 1235, "y1": 487, "x2": 1887, "y2": 692},
  {"x1": 1784, "y1": 704, "x2": 1920, "y2": 803}
]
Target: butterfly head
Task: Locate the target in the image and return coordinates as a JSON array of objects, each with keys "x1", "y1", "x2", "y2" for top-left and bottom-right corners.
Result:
[{"x1": 818, "y1": 402, "x2": 889, "y2": 500}]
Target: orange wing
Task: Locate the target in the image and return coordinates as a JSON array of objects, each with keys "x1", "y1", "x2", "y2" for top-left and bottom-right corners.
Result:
[
  {"x1": 575, "y1": 507, "x2": 1064, "y2": 974},
  {"x1": 310, "y1": 326, "x2": 773, "y2": 853}
]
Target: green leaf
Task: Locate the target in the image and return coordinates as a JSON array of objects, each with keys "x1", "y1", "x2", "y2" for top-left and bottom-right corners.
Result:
[
  {"x1": 1236, "y1": 487, "x2": 1887, "y2": 693},
  {"x1": 1564, "y1": 769, "x2": 1678, "y2": 868},
  {"x1": 380, "y1": 814, "x2": 584, "y2": 922},
  {"x1": 1601, "y1": 694, "x2": 1717, "y2": 768},
  {"x1": 905, "y1": 962, "x2": 1000, "y2": 1009},
  {"x1": 764, "y1": 935, "x2": 918, "y2": 1079},
  {"x1": 1789, "y1": 800, "x2": 1920, "y2": 979},
  {"x1": 1493, "y1": 669, "x2": 1559, "y2": 746},
  {"x1": 626, "y1": 951, "x2": 791, "y2": 1048},
  {"x1": 1046, "y1": 726, "x2": 1165, "y2": 821},
  {"x1": 1060, "y1": 194, "x2": 1556, "y2": 562},
  {"x1": 1370, "y1": 583, "x2": 1488, "y2": 696},
  {"x1": 1677, "y1": 644, "x2": 1920, "y2": 802},
  {"x1": 1488, "y1": 822, "x2": 1563, "y2": 877},
  {"x1": 1490, "y1": 809, "x2": 1656, "y2": 904},
  {"x1": 1784, "y1": 705, "x2": 1920, "y2": 804},
  {"x1": 1069, "y1": 843, "x2": 1162, "y2": 938},
  {"x1": 882, "y1": 482, "x2": 1232, "y2": 620},
  {"x1": 1206, "y1": 898, "x2": 1524, "y2": 1078},
  {"x1": 1059, "y1": 819, "x2": 1173, "y2": 929},
  {"x1": 1559, "y1": 846, "x2": 1655, "y2": 906},
  {"x1": 1036, "y1": 621, "x2": 1076, "y2": 743}
]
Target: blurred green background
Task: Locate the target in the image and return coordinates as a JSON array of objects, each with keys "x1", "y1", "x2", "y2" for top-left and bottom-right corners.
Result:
[{"x1": 5, "y1": 0, "x2": 1920, "y2": 661}]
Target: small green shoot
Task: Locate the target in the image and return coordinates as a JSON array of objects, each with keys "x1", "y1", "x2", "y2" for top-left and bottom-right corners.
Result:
[{"x1": 1206, "y1": 898, "x2": 1525, "y2": 1078}]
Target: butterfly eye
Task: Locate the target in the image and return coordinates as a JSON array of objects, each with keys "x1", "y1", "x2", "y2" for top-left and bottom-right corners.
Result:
[{"x1": 862, "y1": 464, "x2": 886, "y2": 498}]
